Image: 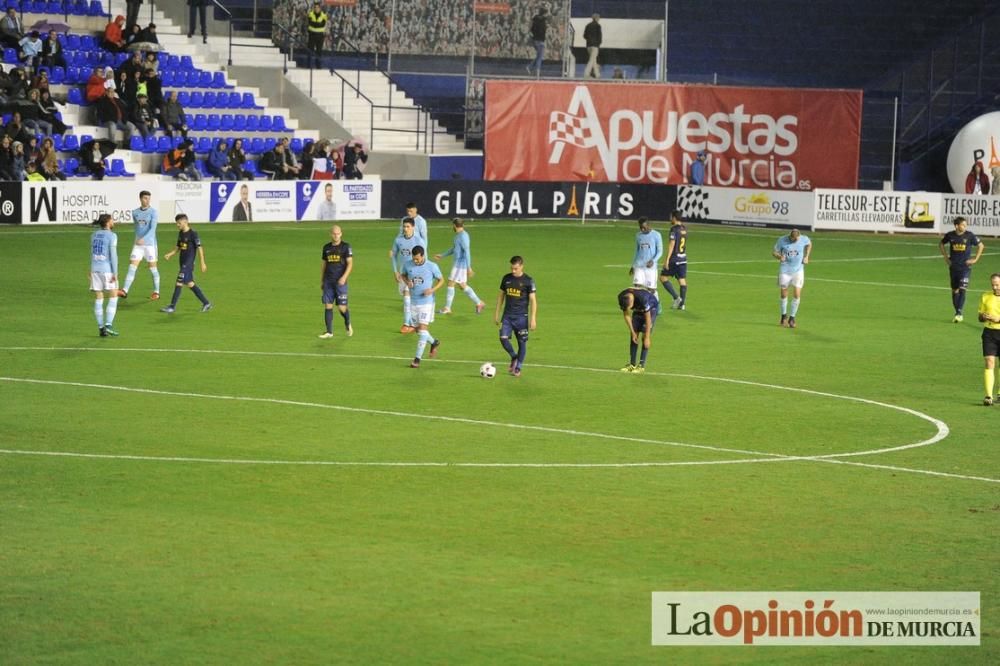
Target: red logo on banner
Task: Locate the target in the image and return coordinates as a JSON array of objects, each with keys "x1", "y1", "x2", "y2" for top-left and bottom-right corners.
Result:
[{"x1": 485, "y1": 81, "x2": 862, "y2": 189}]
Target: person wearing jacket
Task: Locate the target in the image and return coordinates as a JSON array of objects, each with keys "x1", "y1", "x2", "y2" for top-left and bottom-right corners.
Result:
[
  {"x1": 228, "y1": 138, "x2": 253, "y2": 180},
  {"x1": 41, "y1": 29, "x2": 66, "y2": 69},
  {"x1": 161, "y1": 91, "x2": 188, "y2": 139},
  {"x1": 162, "y1": 140, "x2": 200, "y2": 180},
  {"x1": 96, "y1": 89, "x2": 129, "y2": 147},
  {"x1": 342, "y1": 142, "x2": 367, "y2": 179},
  {"x1": 85, "y1": 66, "x2": 106, "y2": 102},
  {"x1": 39, "y1": 137, "x2": 65, "y2": 180},
  {"x1": 102, "y1": 15, "x2": 127, "y2": 52},
  {"x1": 207, "y1": 139, "x2": 236, "y2": 180},
  {"x1": 38, "y1": 90, "x2": 68, "y2": 135},
  {"x1": 966, "y1": 160, "x2": 990, "y2": 195}
]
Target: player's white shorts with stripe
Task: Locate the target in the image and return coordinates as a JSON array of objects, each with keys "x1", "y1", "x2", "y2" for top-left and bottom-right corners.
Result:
[
  {"x1": 778, "y1": 270, "x2": 805, "y2": 289},
  {"x1": 90, "y1": 272, "x2": 118, "y2": 292},
  {"x1": 448, "y1": 266, "x2": 469, "y2": 284},
  {"x1": 129, "y1": 244, "x2": 157, "y2": 263},
  {"x1": 632, "y1": 266, "x2": 657, "y2": 289},
  {"x1": 409, "y1": 303, "x2": 435, "y2": 326}
]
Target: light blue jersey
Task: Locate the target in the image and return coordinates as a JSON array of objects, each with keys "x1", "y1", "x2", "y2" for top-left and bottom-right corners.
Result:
[
  {"x1": 392, "y1": 233, "x2": 421, "y2": 272},
  {"x1": 132, "y1": 206, "x2": 158, "y2": 246},
  {"x1": 401, "y1": 259, "x2": 442, "y2": 306},
  {"x1": 401, "y1": 214, "x2": 428, "y2": 248},
  {"x1": 440, "y1": 229, "x2": 472, "y2": 269},
  {"x1": 775, "y1": 234, "x2": 811, "y2": 273},
  {"x1": 90, "y1": 229, "x2": 118, "y2": 273},
  {"x1": 633, "y1": 229, "x2": 663, "y2": 267}
]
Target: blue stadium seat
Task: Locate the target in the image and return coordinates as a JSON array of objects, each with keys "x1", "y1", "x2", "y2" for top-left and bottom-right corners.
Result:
[
  {"x1": 115, "y1": 52, "x2": 128, "y2": 66},
  {"x1": 245, "y1": 115, "x2": 259, "y2": 132},
  {"x1": 62, "y1": 134, "x2": 79, "y2": 152},
  {"x1": 157, "y1": 136, "x2": 170, "y2": 152},
  {"x1": 262, "y1": 138, "x2": 276, "y2": 152},
  {"x1": 66, "y1": 66, "x2": 81, "y2": 83},
  {"x1": 240, "y1": 92, "x2": 260, "y2": 109},
  {"x1": 64, "y1": 157, "x2": 79, "y2": 175},
  {"x1": 201, "y1": 91, "x2": 216, "y2": 108},
  {"x1": 226, "y1": 92, "x2": 241, "y2": 108},
  {"x1": 249, "y1": 137, "x2": 264, "y2": 154},
  {"x1": 27, "y1": 1, "x2": 44, "y2": 12},
  {"x1": 66, "y1": 87, "x2": 84, "y2": 105},
  {"x1": 160, "y1": 70, "x2": 174, "y2": 86},
  {"x1": 65, "y1": 34, "x2": 80, "y2": 50},
  {"x1": 289, "y1": 138, "x2": 302, "y2": 153},
  {"x1": 52, "y1": 134, "x2": 63, "y2": 151},
  {"x1": 81, "y1": 133, "x2": 92, "y2": 146},
  {"x1": 50, "y1": 67, "x2": 65, "y2": 84},
  {"x1": 88, "y1": 0, "x2": 104, "y2": 15},
  {"x1": 220, "y1": 114, "x2": 234, "y2": 131},
  {"x1": 272, "y1": 116, "x2": 286, "y2": 131},
  {"x1": 192, "y1": 114, "x2": 207, "y2": 130},
  {"x1": 206, "y1": 114, "x2": 220, "y2": 131},
  {"x1": 129, "y1": 135, "x2": 144, "y2": 151},
  {"x1": 177, "y1": 91, "x2": 190, "y2": 106},
  {"x1": 3, "y1": 48, "x2": 16, "y2": 64},
  {"x1": 245, "y1": 159, "x2": 260, "y2": 176},
  {"x1": 215, "y1": 92, "x2": 231, "y2": 109},
  {"x1": 166, "y1": 54, "x2": 180, "y2": 69},
  {"x1": 180, "y1": 56, "x2": 193, "y2": 70},
  {"x1": 258, "y1": 115, "x2": 272, "y2": 131},
  {"x1": 100, "y1": 52, "x2": 115, "y2": 67},
  {"x1": 195, "y1": 136, "x2": 211, "y2": 153},
  {"x1": 143, "y1": 135, "x2": 157, "y2": 153},
  {"x1": 197, "y1": 71, "x2": 211, "y2": 87},
  {"x1": 73, "y1": 0, "x2": 88, "y2": 15},
  {"x1": 232, "y1": 114, "x2": 246, "y2": 131},
  {"x1": 80, "y1": 35, "x2": 96, "y2": 50},
  {"x1": 211, "y1": 71, "x2": 227, "y2": 88},
  {"x1": 45, "y1": 1, "x2": 61, "y2": 12},
  {"x1": 196, "y1": 159, "x2": 210, "y2": 178},
  {"x1": 189, "y1": 91, "x2": 203, "y2": 108},
  {"x1": 109, "y1": 159, "x2": 134, "y2": 177}
]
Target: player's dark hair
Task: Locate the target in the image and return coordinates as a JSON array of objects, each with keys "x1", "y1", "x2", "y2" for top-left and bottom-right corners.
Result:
[
  {"x1": 617, "y1": 289, "x2": 633, "y2": 311},
  {"x1": 175, "y1": 214, "x2": 188, "y2": 223},
  {"x1": 954, "y1": 217, "x2": 967, "y2": 225},
  {"x1": 510, "y1": 255, "x2": 524, "y2": 266},
  {"x1": 96, "y1": 213, "x2": 112, "y2": 228},
  {"x1": 671, "y1": 210, "x2": 682, "y2": 220},
  {"x1": 139, "y1": 190, "x2": 151, "y2": 198},
  {"x1": 402, "y1": 217, "x2": 414, "y2": 227},
  {"x1": 405, "y1": 202, "x2": 416, "y2": 209},
  {"x1": 452, "y1": 217, "x2": 464, "y2": 228},
  {"x1": 412, "y1": 245, "x2": 425, "y2": 257},
  {"x1": 637, "y1": 216, "x2": 648, "y2": 227},
  {"x1": 991, "y1": 272, "x2": 1000, "y2": 281}
]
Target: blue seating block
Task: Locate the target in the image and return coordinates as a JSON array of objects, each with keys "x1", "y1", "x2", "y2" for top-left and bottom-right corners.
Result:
[
  {"x1": 220, "y1": 114, "x2": 234, "y2": 131},
  {"x1": 156, "y1": 135, "x2": 171, "y2": 152},
  {"x1": 67, "y1": 87, "x2": 84, "y2": 105},
  {"x1": 62, "y1": 134, "x2": 79, "y2": 151},
  {"x1": 191, "y1": 114, "x2": 207, "y2": 131},
  {"x1": 258, "y1": 115, "x2": 272, "y2": 131},
  {"x1": 202, "y1": 92, "x2": 216, "y2": 108},
  {"x1": 232, "y1": 114, "x2": 247, "y2": 131},
  {"x1": 272, "y1": 116, "x2": 286, "y2": 131},
  {"x1": 189, "y1": 91, "x2": 203, "y2": 108},
  {"x1": 129, "y1": 135, "x2": 144, "y2": 151},
  {"x1": 289, "y1": 138, "x2": 302, "y2": 153},
  {"x1": 195, "y1": 137, "x2": 211, "y2": 153},
  {"x1": 249, "y1": 137, "x2": 264, "y2": 154},
  {"x1": 206, "y1": 114, "x2": 220, "y2": 131},
  {"x1": 143, "y1": 135, "x2": 158, "y2": 153}
]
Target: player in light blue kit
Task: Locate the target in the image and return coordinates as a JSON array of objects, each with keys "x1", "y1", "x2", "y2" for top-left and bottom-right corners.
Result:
[
  {"x1": 772, "y1": 228, "x2": 812, "y2": 328},
  {"x1": 400, "y1": 202, "x2": 427, "y2": 248},
  {"x1": 434, "y1": 217, "x2": 485, "y2": 315},
  {"x1": 400, "y1": 245, "x2": 444, "y2": 368},
  {"x1": 90, "y1": 213, "x2": 121, "y2": 337},
  {"x1": 120, "y1": 190, "x2": 160, "y2": 300},
  {"x1": 390, "y1": 217, "x2": 422, "y2": 333},
  {"x1": 630, "y1": 216, "x2": 663, "y2": 297}
]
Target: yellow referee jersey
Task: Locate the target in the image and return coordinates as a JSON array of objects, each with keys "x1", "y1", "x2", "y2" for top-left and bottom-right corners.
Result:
[{"x1": 979, "y1": 292, "x2": 1000, "y2": 330}]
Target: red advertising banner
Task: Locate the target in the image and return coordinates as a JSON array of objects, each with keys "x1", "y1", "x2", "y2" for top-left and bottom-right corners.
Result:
[{"x1": 484, "y1": 81, "x2": 862, "y2": 190}]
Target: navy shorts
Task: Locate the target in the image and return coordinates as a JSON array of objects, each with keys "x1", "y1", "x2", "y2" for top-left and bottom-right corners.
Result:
[
  {"x1": 984, "y1": 327, "x2": 1000, "y2": 357},
  {"x1": 632, "y1": 308, "x2": 658, "y2": 334},
  {"x1": 661, "y1": 262, "x2": 687, "y2": 279},
  {"x1": 500, "y1": 314, "x2": 529, "y2": 339},
  {"x1": 176, "y1": 263, "x2": 194, "y2": 284},
  {"x1": 950, "y1": 267, "x2": 971, "y2": 290},
  {"x1": 322, "y1": 280, "x2": 349, "y2": 306}
]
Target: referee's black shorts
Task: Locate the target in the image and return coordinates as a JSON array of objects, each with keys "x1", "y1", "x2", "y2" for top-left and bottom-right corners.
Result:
[{"x1": 983, "y1": 327, "x2": 1000, "y2": 357}]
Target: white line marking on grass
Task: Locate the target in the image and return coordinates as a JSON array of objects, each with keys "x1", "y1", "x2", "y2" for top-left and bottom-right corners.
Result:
[
  {"x1": 605, "y1": 254, "x2": 951, "y2": 267},
  {"x1": 688, "y1": 270, "x2": 952, "y2": 291}
]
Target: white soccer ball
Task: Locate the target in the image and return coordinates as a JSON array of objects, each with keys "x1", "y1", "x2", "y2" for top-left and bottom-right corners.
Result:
[{"x1": 479, "y1": 362, "x2": 497, "y2": 379}]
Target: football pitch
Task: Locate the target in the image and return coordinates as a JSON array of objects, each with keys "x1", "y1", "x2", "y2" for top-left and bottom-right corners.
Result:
[{"x1": 1, "y1": 218, "x2": 998, "y2": 664}]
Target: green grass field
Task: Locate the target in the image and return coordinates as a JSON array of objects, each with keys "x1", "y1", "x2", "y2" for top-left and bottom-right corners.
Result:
[{"x1": 1, "y1": 218, "x2": 998, "y2": 664}]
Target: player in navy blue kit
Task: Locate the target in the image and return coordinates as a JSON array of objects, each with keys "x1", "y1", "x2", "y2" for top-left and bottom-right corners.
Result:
[
  {"x1": 160, "y1": 214, "x2": 211, "y2": 314},
  {"x1": 618, "y1": 287, "x2": 658, "y2": 373},
  {"x1": 319, "y1": 225, "x2": 353, "y2": 338},
  {"x1": 939, "y1": 217, "x2": 985, "y2": 322},
  {"x1": 659, "y1": 210, "x2": 688, "y2": 310},
  {"x1": 494, "y1": 255, "x2": 537, "y2": 377}
]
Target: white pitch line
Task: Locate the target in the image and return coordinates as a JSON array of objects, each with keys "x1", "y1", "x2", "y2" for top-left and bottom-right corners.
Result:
[
  {"x1": 687, "y1": 270, "x2": 952, "y2": 291},
  {"x1": 605, "y1": 254, "x2": 953, "y2": 267}
]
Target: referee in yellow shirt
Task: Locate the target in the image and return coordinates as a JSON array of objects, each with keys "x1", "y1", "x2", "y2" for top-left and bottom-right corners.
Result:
[
  {"x1": 307, "y1": 2, "x2": 328, "y2": 62},
  {"x1": 978, "y1": 272, "x2": 1000, "y2": 406}
]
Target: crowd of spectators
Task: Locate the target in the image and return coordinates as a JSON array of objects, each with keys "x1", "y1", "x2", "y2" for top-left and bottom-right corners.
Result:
[{"x1": 272, "y1": 0, "x2": 568, "y2": 60}]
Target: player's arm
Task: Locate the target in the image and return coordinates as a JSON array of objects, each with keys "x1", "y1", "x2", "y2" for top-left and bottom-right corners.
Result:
[
  {"x1": 623, "y1": 309, "x2": 638, "y2": 343},
  {"x1": 109, "y1": 234, "x2": 118, "y2": 279},
  {"x1": 803, "y1": 242, "x2": 812, "y2": 265},
  {"x1": 939, "y1": 239, "x2": 950, "y2": 265},
  {"x1": 494, "y1": 290, "x2": 504, "y2": 326},
  {"x1": 772, "y1": 240, "x2": 784, "y2": 261},
  {"x1": 970, "y1": 241, "x2": 985, "y2": 265},
  {"x1": 339, "y1": 256, "x2": 353, "y2": 285},
  {"x1": 650, "y1": 233, "x2": 663, "y2": 267},
  {"x1": 320, "y1": 259, "x2": 327, "y2": 287},
  {"x1": 425, "y1": 275, "x2": 445, "y2": 297},
  {"x1": 463, "y1": 236, "x2": 474, "y2": 277},
  {"x1": 198, "y1": 245, "x2": 207, "y2": 272},
  {"x1": 980, "y1": 295, "x2": 1000, "y2": 323},
  {"x1": 663, "y1": 237, "x2": 676, "y2": 268},
  {"x1": 528, "y1": 291, "x2": 537, "y2": 330}
]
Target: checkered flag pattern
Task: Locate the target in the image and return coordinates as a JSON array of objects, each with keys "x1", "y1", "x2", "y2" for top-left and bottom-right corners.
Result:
[
  {"x1": 677, "y1": 186, "x2": 710, "y2": 219},
  {"x1": 548, "y1": 111, "x2": 596, "y2": 147}
]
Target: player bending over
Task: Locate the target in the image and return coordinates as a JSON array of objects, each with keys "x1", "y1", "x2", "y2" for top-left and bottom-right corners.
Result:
[{"x1": 619, "y1": 287, "x2": 657, "y2": 373}]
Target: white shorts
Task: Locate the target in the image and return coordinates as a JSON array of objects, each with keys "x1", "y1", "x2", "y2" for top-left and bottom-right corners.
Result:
[
  {"x1": 778, "y1": 270, "x2": 805, "y2": 289},
  {"x1": 409, "y1": 303, "x2": 435, "y2": 326},
  {"x1": 448, "y1": 266, "x2": 469, "y2": 284},
  {"x1": 90, "y1": 272, "x2": 118, "y2": 292},
  {"x1": 129, "y1": 244, "x2": 157, "y2": 263},
  {"x1": 632, "y1": 266, "x2": 657, "y2": 289}
]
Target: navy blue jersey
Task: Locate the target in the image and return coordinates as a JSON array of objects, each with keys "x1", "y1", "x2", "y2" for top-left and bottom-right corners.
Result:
[
  {"x1": 322, "y1": 241, "x2": 352, "y2": 281},
  {"x1": 942, "y1": 230, "x2": 980, "y2": 264},
  {"x1": 630, "y1": 288, "x2": 657, "y2": 313},
  {"x1": 175, "y1": 228, "x2": 201, "y2": 265},
  {"x1": 667, "y1": 224, "x2": 688, "y2": 264},
  {"x1": 499, "y1": 272, "x2": 536, "y2": 317}
]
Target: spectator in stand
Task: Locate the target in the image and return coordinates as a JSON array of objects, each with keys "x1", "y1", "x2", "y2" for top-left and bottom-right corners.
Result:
[
  {"x1": 299, "y1": 139, "x2": 315, "y2": 178},
  {"x1": 343, "y1": 141, "x2": 367, "y2": 179},
  {"x1": 280, "y1": 137, "x2": 302, "y2": 178},
  {"x1": 39, "y1": 136, "x2": 65, "y2": 180},
  {"x1": 0, "y1": 135, "x2": 14, "y2": 180},
  {"x1": 0, "y1": 8, "x2": 23, "y2": 51},
  {"x1": 128, "y1": 93, "x2": 154, "y2": 140},
  {"x1": 103, "y1": 66, "x2": 116, "y2": 93},
  {"x1": 187, "y1": 0, "x2": 208, "y2": 44},
  {"x1": 161, "y1": 90, "x2": 188, "y2": 139},
  {"x1": 25, "y1": 160, "x2": 45, "y2": 181},
  {"x1": 116, "y1": 70, "x2": 137, "y2": 109},
  {"x1": 966, "y1": 160, "x2": 990, "y2": 195},
  {"x1": 30, "y1": 68, "x2": 50, "y2": 95},
  {"x1": 11, "y1": 140, "x2": 25, "y2": 180},
  {"x1": 125, "y1": 24, "x2": 142, "y2": 47},
  {"x1": 38, "y1": 90, "x2": 68, "y2": 135},
  {"x1": 25, "y1": 135, "x2": 40, "y2": 164},
  {"x1": 4, "y1": 111, "x2": 31, "y2": 145},
  {"x1": 332, "y1": 143, "x2": 344, "y2": 179},
  {"x1": 162, "y1": 139, "x2": 200, "y2": 180},
  {"x1": 259, "y1": 142, "x2": 293, "y2": 180},
  {"x1": 526, "y1": 6, "x2": 550, "y2": 76},
  {"x1": 582, "y1": 13, "x2": 601, "y2": 79},
  {"x1": 119, "y1": 51, "x2": 144, "y2": 81},
  {"x1": 690, "y1": 150, "x2": 707, "y2": 185},
  {"x1": 96, "y1": 89, "x2": 130, "y2": 147},
  {"x1": 85, "y1": 66, "x2": 107, "y2": 102},
  {"x1": 19, "y1": 31, "x2": 43, "y2": 70},
  {"x1": 126, "y1": 0, "x2": 143, "y2": 35},
  {"x1": 138, "y1": 23, "x2": 159, "y2": 45},
  {"x1": 143, "y1": 51, "x2": 159, "y2": 73},
  {"x1": 81, "y1": 140, "x2": 106, "y2": 180},
  {"x1": 23, "y1": 89, "x2": 54, "y2": 136},
  {"x1": 41, "y1": 30, "x2": 66, "y2": 70},
  {"x1": 307, "y1": 1, "x2": 328, "y2": 65},
  {"x1": 143, "y1": 68, "x2": 163, "y2": 126},
  {"x1": 207, "y1": 138, "x2": 236, "y2": 180},
  {"x1": 102, "y1": 15, "x2": 127, "y2": 52},
  {"x1": 228, "y1": 138, "x2": 253, "y2": 180}
]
